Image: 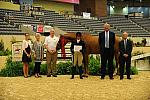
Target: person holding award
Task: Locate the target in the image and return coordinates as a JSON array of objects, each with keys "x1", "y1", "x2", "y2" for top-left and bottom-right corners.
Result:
[{"x1": 70, "y1": 32, "x2": 86, "y2": 79}]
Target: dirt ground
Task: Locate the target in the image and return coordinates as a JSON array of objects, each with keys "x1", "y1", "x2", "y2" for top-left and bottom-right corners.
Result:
[{"x1": 0, "y1": 71, "x2": 150, "y2": 100}]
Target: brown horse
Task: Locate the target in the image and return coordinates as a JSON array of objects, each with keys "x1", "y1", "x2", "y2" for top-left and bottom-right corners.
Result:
[{"x1": 58, "y1": 33, "x2": 121, "y2": 77}]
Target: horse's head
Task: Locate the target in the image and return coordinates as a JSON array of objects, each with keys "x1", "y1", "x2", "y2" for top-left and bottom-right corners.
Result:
[
  {"x1": 57, "y1": 33, "x2": 76, "y2": 49},
  {"x1": 57, "y1": 33, "x2": 77, "y2": 58}
]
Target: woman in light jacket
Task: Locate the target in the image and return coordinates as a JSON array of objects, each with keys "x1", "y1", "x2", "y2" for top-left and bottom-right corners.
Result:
[
  {"x1": 33, "y1": 33, "x2": 44, "y2": 78},
  {"x1": 22, "y1": 33, "x2": 32, "y2": 78}
]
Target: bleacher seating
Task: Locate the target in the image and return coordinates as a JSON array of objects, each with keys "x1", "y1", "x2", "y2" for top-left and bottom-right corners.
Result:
[
  {"x1": 0, "y1": 8, "x2": 150, "y2": 37},
  {"x1": 0, "y1": 8, "x2": 42, "y2": 26},
  {"x1": 100, "y1": 15, "x2": 150, "y2": 37},
  {"x1": 131, "y1": 18, "x2": 150, "y2": 32},
  {"x1": 0, "y1": 19, "x2": 25, "y2": 35},
  {"x1": 37, "y1": 10, "x2": 90, "y2": 33},
  {"x1": 72, "y1": 17, "x2": 121, "y2": 35}
]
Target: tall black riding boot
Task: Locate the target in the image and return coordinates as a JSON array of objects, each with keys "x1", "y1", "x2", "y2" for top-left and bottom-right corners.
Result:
[
  {"x1": 79, "y1": 66, "x2": 83, "y2": 79},
  {"x1": 70, "y1": 67, "x2": 76, "y2": 79}
]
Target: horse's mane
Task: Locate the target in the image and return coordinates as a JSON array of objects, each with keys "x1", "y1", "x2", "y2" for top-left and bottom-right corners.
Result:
[{"x1": 66, "y1": 32, "x2": 95, "y2": 37}]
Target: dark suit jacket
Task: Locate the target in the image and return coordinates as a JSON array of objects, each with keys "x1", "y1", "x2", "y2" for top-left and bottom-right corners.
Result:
[
  {"x1": 70, "y1": 40, "x2": 86, "y2": 54},
  {"x1": 99, "y1": 31, "x2": 115, "y2": 53},
  {"x1": 119, "y1": 39, "x2": 133, "y2": 58}
]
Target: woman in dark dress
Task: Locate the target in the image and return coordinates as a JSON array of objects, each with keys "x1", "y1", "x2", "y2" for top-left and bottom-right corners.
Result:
[{"x1": 22, "y1": 33, "x2": 32, "y2": 78}]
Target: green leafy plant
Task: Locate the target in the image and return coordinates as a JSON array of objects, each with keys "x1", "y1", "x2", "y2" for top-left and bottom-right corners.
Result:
[
  {"x1": 0, "y1": 39, "x2": 4, "y2": 51},
  {"x1": 0, "y1": 56, "x2": 23, "y2": 77},
  {"x1": 40, "y1": 63, "x2": 47, "y2": 75},
  {"x1": 0, "y1": 56, "x2": 138, "y2": 77},
  {"x1": 10, "y1": 36, "x2": 17, "y2": 44},
  {"x1": 88, "y1": 55, "x2": 100, "y2": 75},
  {"x1": 57, "y1": 61, "x2": 72, "y2": 75},
  {"x1": 0, "y1": 39, "x2": 11, "y2": 56},
  {"x1": 130, "y1": 66, "x2": 138, "y2": 75},
  {"x1": 4, "y1": 48, "x2": 11, "y2": 56}
]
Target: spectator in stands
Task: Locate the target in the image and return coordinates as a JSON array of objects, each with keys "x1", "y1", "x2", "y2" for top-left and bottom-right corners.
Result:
[
  {"x1": 22, "y1": 33, "x2": 32, "y2": 78},
  {"x1": 99, "y1": 23, "x2": 115, "y2": 80},
  {"x1": 119, "y1": 32, "x2": 133, "y2": 80},
  {"x1": 136, "y1": 42, "x2": 141, "y2": 47},
  {"x1": 4, "y1": 12, "x2": 9, "y2": 22},
  {"x1": 70, "y1": 32, "x2": 86, "y2": 79},
  {"x1": 44, "y1": 29, "x2": 59, "y2": 77},
  {"x1": 142, "y1": 38, "x2": 147, "y2": 47},
  {"x1": 30, "y1": 9, "x2": 34, "y2": 17},
  {"x1": 33, "y1": 33, "x2": 44, "y2": 78}
]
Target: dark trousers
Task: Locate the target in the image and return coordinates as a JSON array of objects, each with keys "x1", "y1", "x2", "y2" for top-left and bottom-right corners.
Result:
[
  {"x1": 35, "y1": 62, "x2": 41, "y2": 74},
  {"x1": 101, "y1": 48, "x2": 114, "y2": 78},
  {"x1": 119, "y1": 56, "x2": 131, "y2": 78}
]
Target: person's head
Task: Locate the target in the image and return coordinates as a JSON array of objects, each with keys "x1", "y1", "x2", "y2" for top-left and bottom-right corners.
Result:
[
  {"x1": 76, "y1": 32, "x2": 82, "y2": 40},
  {"x1": 50, "y1": 29, "x2": 55, "y2": 37},
  {"x1": 35, "y1": 33, "x2": 41, "y2": 41},
  {"x1": 24, "y1": 33, "x2": 30, "y2": 40},
  {"x1": 103, "y1": 23, "x2": 110, "y2": 32},
  {"x1": 122, "y1": 32, "x2": 128, "y2": 40}
]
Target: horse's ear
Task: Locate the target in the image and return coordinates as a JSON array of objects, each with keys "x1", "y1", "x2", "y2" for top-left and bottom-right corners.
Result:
[{"x1": 60, "y1": 34, "x2": 64, "y2": 38}]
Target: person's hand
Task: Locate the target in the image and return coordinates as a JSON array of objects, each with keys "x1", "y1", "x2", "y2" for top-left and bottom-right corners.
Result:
[
  {"x1": 48, "y1": 50, "x2": 55, "y2": 54},
  {"x1": 27, "y1": 54, "x2": 30, "y2": 58},
  {"x1": 51, "y1": 50, "x2": 56, "y2": 54},
  {"x1": 123, "y1": 54, "x2": 128, "y2": 58},
  {"x1": 34, "y1": 55, "x2": 36, "y2": 59},
  {"x1": 48, "y1": 49, "x2": 52, "y2": 53}
]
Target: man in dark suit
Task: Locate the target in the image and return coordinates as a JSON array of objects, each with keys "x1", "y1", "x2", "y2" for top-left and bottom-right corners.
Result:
[
  {"x1": 99, "y1": 23, "x2": 115, "y2": 80},
  {"x1": 119, "y1": 32, "x2": 133, "y2": 80}
]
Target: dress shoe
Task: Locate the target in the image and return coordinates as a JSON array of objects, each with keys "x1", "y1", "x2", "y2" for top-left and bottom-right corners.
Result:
[
  {"x1": 127, "y1": 77, "x2": 131, "y2": 80},
  {"x1": 120, "y1": 78, "x2": 123, "y2": 80},
  {"x1": 70, "y1": 75, "x2": 74, "y2": 79},
  {"x1": 53, "y1": 75, "x2": 57, "y2": 77},
  {"x1": 101, "y1": 77, "x2": 105, "y2": 80},
  {"x1": 24, "y1": 76, "x2": 28, "y2": 78},
  {"x1": 47, "y1": 75, "x2": 51, "y2": 77},
  {"x1": 38, "y1": 75, "x2": 42, "y2": 78},
  {"x1": 80, "y1": 76, "x2": 83, "y2": 79},
  {"x1": 110, "y1": 77, "x2": 114, "y2": 80}
]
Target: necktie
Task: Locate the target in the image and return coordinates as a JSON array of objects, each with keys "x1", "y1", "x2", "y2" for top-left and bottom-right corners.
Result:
[
  {"x1": 105, "y1": 32, "x2": 109, "y2": 48},
  {"x1": 124, "y1": 40, "x2": 127, "y2": 51}
]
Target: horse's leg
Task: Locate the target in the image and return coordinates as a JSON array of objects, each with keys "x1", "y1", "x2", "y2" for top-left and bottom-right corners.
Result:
[
  {"x1": 82, "y1": 53, "x2": 89, "y2": 77},
  {"x1": 114, "y1": 52, "x2": 119, "y2": 75}
]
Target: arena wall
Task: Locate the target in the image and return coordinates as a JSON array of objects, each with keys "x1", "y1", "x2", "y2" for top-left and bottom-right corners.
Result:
[
  {"x1": 33, "y1": 0, "x2": 74, "y2": 13},
  {"x1": 0, "y1": 35, "x2": 46, "y2": 50},
  {"x1": 0, "y1": 1, "x2": 20, "y2": 11},
  {"x1": 1, "y1": 35, "x2": 150, "y2": 52}
]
